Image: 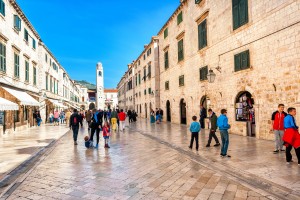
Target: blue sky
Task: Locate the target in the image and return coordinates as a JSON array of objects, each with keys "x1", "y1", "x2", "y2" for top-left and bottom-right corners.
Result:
[{"x1": 17, "y1": 0, "x2": 179, "y2": 88}]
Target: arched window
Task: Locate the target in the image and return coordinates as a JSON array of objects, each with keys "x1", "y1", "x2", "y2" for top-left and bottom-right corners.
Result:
[{"x1": 98, "y1": 71, "x2": 102, "y2": 77}]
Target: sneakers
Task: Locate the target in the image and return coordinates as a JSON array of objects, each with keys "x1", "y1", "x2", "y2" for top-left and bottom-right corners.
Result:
[
  {"x1": 273, "y1": 150, "x2": 279, "y2": 154},
  {"x1": 214, "y1": 143, "x2": 220, "y2": 147},
  {"x1": 95, "y1": 144, "x2": 99, "y2": 149},
  {"x1": 280, "y1": 149, "x2": 285, "y2": 152},
  {"x1": 221, "y1": 154, "x2": 231, "y2": 158}
]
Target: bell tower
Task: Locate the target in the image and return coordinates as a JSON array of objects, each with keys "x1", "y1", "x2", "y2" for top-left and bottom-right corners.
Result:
[{"x1": 96, "y1": 62, "x2": 105, "y2": 109}]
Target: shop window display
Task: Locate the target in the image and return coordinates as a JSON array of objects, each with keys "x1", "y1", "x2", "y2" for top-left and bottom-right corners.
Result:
[{"x1": 235, "y1": 91, "x2": 254, "y2": 123}]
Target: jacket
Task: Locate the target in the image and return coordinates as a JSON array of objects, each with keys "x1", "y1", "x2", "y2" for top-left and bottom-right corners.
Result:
[
  {"x1": 284, "y1": 114, "x2": 298, "y2": 129},
  {"x1": 190, "y1": 121, "x2": 200, "y2": 133},
  {"x1": 85, "y1": 111, "x2": 92, "y2": 121},
  {"x1": 118, "y1": 112, "x2": 126, "y2": 121},
  {"x1": 210, "y1": 112, "x2": 218, "y2": 130},
  {"x1": 217, "y1": 114, "x2": 230, "y2": 130},
  {"x1": 271, "y1": 111, "x2": 287, "y2": 130},
  {"x1": 102, "y1": 126, "x2": 110, "y2": 137},
  {"x1": 111, "y1": 111, "x2": 118, "y2": 118}
]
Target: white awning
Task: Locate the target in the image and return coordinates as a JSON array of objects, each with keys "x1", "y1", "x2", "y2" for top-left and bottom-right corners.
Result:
[
  {"x1": 0, "y1": 97, "x2": 19, "y2": 110},
  {"x1": 64, "y1": 101, "x2": 80, "y2": 110},
  {"x1": 2, "y1": 87, "x2": 40, "y2": 106},
  {"x1": 49, "y1": 99, "x2": 67, "y2": 109}
]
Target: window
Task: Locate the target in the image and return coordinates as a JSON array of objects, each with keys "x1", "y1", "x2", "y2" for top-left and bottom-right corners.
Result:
[
  {"x1": 195, "y1": 0, "x2": 202, "y2": 4},
  {"x1": 23, "y1": 106, "x2": 28, "y2": 121},
  {"x1": 143, "y1": 54, "x2": 146, "y2": 60},
  {"x1": 144, "y1": 89, "x2": 146, "y2": 95},
  {"x1": 14, "y1": 110, "x2": 19, "y2": 122},
  {"x1": 143, "y1": 68, "x2": 146, "y2": 82},
  {"x1": 138, "y1": 60, "x2": 140, "y2": 65},
  {"x1": 14, "y1": 53, "x2": 19, "y2": 78},
  {"x1": 25, "y1": 60, "x2": 29, "y2": 82},
  {"x1": 33, "y1": 66, "x2": 36, "y2": 85},
  {"x1": 199, "y1": 66, "x2": 208, "y2": 81},
  {"x1": 50, "y1": 77, "x2": 52, "y2": 92},
  {"x1": 232, "y1": 0, "x2": 248, "y2": 30},
  {"x1": 179, "y1": 75, "x2": 184, "y2": 86},
  {"x1": 138, "y1": 73, "x2": 141, "y2": 84},
  {"x1": 178, "y1": 39, "x2": 184, "y2": 62},
  {"x1": 32, "y1": 39, "x2": 36, "y2": 49},
  {"x1": 177, "y1": 11, "x2": 183, "y2": 25},
  {"x1": 98, "y1": 71, "x2": 102, "y2": 77},
  {"x1": 0, "y1": 0, "x2": 5, "y2": 16},
  {"x1": 164, "y1": 28, "x2": 168, "y2": 38},
  {"x1": 147, "y1": 48, "x2": 151, "y2": 56},
  {"x1": 165, "y1": 81, "x2": 169, "y2": 90},
  {"x1": 164, "y1": 51, "x2": 169, "y2": 69},
  {"x1": 148, "y1": 88, "x2": 151, "y2": 94},
  {"x1": 135, "y1": 75, "x2": 137, "y2": 86},
  {"x1": 234, "y1": 50, "x2": 250, "y2": 72},
  {"x1": 13, "y1": 15, "x2": 21, "y2": 31},
  {"x1": 24, "y1": 28, "x2": 29, "y2": 42},
  {"x1": 0, "y1": 42, "x2": 6, "y2": 72},
  {"x1": 198, "y1": 19, "x2": 207, "y2": 50},
  {"x1": 45, "y1": 54, "x2": 48, "y2": 62},
  {"x1": 147, "y1": 64, "x2": 151, "y2": 79},
  {"x1": 46, "y1": 75, "x2": 48, "y2": 90}
]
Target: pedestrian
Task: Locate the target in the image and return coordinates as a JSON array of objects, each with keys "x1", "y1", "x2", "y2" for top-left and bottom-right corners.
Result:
[
  {"x1": 206, "y1": 109, "x2": 220, "y2": 147},
  {"x1": 84, "y1": 136, "x2": 93, "y2": 149},
  {"x1": 132, "y1": 110, "x2": 137, "y2": 122},
  {"x1": 65, "y1": 110, "x2": 71, "y2": 126},
  {"x1": 107, "y1": 109, "x2": 111, "y2": 124},
  {"x1": 102, "y1": 121, "x2": 110, "y2": 148},
  {"x1": 199, "y1": 105, "x2": 207, "y2": 129},
  {"x1": 98, "y1": 109, "x2": 104, "y2": 128},
  {"x1": 69, "y1": 109, "x2": 80, "y2": 145},
  {"x1": 150, "y1": 109, "x2": 155, "y2": 123},
  {"x1": 111, "y1": 108, "x2": 118, "y2": 131},
  {"x1": 188, "y1": 116, "x2": 201, "y2": 151},
  {"x1": 59, "y1": 110, "x2": 65, "y2": 124},
  {"x1": 54, "y1": 110, "x2": 60, "y2": 126},
  {"x1": 36, "y1": 111, "x2": 42, "y2": 126},
  {"x1": 90, "y1": 109, "x2": 101, "y2": 148},
  {"x1": 33, "y1": 111, "x2": 37, "y2": 126},
  {"x1": 104, "y1": 110, "x2": 107, "y2": 121},
  {"x1": 86, "y1": 110, "x2": 92, "y2": 130},
  {"x1": 117, "y1": 109, "x2": 120, "y2": 130},
  {"x1": 78, "y1": 111, "x2": 83, "y2": 127},
  {"x1": 159, "y1": 108, "x2": 163, "y2": 122},
  {"x1": 282, "y1": 107, "x2": 300, "y2": 165},
  {"x1": 217, "y1": 109, "x2": 231, "y2": 158},
  {"x1": 155, "y1": 108, "x2": 161, "y2": 124},
  {"x1": 271, "y1": 104, "x2": 287, "y2": 153},
  {"x1": 118, "y1": 109, "x2": 126, "y2": 131},
  {"x1": 127, "y1": 109, "x2": 133, "y2": 123},
  {"x1": 49, "y1": 112, "x2": 54, "y2": 123}
]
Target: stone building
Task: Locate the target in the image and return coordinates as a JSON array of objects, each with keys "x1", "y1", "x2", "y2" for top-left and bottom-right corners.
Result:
[
  {"x1": 118, "y1": 0, "x2": 300, "y2": 141},
  {"x1": 117, "y1": 65, "x2": 135, "y2": 111},
  {"x1": 104, "y1": 89, "x2": 118, "y2": 110},
  {"x1": 117, "y1": 74, "x2": 126, "y2": 110},
  {"x1": 0, "y1": 0, "x2": 83, "y2": 134}
]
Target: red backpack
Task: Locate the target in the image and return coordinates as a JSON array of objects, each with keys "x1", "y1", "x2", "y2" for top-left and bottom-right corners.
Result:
[{"x1": 73, "y1": 115, "x2": 78, "y2": 125}]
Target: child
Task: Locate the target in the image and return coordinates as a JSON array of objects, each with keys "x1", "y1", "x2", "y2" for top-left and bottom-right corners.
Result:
[
  {"x1": 283, "y1": 107, "x2": 300, "y2": 165},
  {"x1": 102, "y1": 121, "x2": 110, "y2": 148},
  {"x1": 189, "y1": 116, "x2": 201, "y2": 151},
  {"x1": 84, "y1": 136, "x2": 93, "y2": 149}
]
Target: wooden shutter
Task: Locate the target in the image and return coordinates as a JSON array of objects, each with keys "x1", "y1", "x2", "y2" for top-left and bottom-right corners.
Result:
[
  {"x1": 241, "y1": 50, "x2": 250, "y2": 69},
  {"x1": 0, "y1": 0, "x2": 5, "y2": 16},
  {"x1": 199, "y1": 20, "x2": 207, "y2": 49},
  {"x1": 234, "y1": 53, "x2": 241, "y2": 71},
  {"x1": 232, "y1": 0, "x2": 240, "y2": 30},
  {"x1": 239, "y1": 0, "x2": 248, "y2": 26},
  {"x1": 178, "y1": 39, "x2": 184, "y2": 61},
  {"x1": 177, "y1": 12, "x2": 183, "y2": 25},
  {"x1": 195, "y1": 0, "x2": 202, "y2": 4},
  {"x1": 164, "y1": 51, "x2": 169, "y2": 69}
]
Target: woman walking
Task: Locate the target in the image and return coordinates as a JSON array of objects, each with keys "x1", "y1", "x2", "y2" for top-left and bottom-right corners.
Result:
[{"x1": 150, "y1": 109, "x2": 155, "y2": 123}]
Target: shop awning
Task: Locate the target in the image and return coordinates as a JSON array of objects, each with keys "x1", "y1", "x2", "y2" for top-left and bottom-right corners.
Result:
[
  {"x1": 2, "y1": 87, "x2": 40, "y2": 106},
  {"x1": 49, "y1": 99, "x2": 67, "y2": 109},
  {"x1": 0, "y1": 97, "x2": 19, "y2": 110}
]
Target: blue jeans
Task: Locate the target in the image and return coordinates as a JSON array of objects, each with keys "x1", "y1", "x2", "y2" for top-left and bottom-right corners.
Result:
[
  {"x1": 37, "y1": 118, "x2": 41, "y2": 126},
  {"x1": 72, "y1": 126, "x2": 79, "y2": 142},
  {"x1": 220, "y1": 130, "x2": 229, "y2": 155}
]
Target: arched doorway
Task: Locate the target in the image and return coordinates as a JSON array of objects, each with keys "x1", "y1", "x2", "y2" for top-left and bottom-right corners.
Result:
[
  {"x1": 235, "y1": 91, "x2": 255, "y2": 137},
  {"x1": 180, "y1": 99, "x2": 187, "y2": 124},
  {"x1": 145, "y1": 103, "x2": 148, "y2": 119},
  {"x1": 89, "y1": 103, "x2": 96, "y2": 110},
  {"x1": 166, "y1": 100, "x2": 171, "y2": 122}
]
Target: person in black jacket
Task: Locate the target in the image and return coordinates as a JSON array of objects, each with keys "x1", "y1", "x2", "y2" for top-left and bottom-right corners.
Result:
[
  {"x1": 206, "y1": 109, "x2": 220, "y2": 147},
  {"x1": 199, "y1": 105, "x2": 207, "y2": 129},
  {"x1": 90, "y1": 109, "x2": 101, "y2": 148},
  {"x1": 69, "y1": 109, "x2": 80, "y2": 145}
]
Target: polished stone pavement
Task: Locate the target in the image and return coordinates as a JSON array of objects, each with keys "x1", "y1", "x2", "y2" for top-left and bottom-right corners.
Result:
[
  {"x1": 2, "y1": 120, "x2": 300, "y2": 200},
  {"x1": 0, "y1": 124, "x2": 69, "y2": 180}
]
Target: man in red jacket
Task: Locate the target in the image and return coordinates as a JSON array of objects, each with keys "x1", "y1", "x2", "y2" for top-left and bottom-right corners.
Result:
[
  {"x1": 271, "y1": 104, "x2": 287, "y2": 153},
  {"x1": 118, "y1": 109, "x2": 126, "y2": 131}
]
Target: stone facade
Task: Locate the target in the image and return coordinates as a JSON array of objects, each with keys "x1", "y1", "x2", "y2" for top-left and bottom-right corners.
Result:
[
  {"x1": 117, "y1": 0, "x2": 300, "y2": 140},
  {"x1": 0, "y1": 0, "x2": 84, "y2": 134},
  {"x1": 104, "y1": 89, "x2": 118, "y2": 110}
]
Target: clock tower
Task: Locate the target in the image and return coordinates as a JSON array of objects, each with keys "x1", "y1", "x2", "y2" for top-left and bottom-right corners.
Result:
[{"x1": 96, "y1": 62, "x2": 105, "y2": 109}]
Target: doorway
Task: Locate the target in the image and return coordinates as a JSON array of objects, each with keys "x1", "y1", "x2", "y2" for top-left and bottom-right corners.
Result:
[
  {"x1": 145, "y1": 103, "x2": 148, "y2": 119},
  {"x1": 166, "y1": 100, "x2": 171, "y2": 122},
  {"x1": 180, "y1": 99, "x2": 186, "y2": 124}
]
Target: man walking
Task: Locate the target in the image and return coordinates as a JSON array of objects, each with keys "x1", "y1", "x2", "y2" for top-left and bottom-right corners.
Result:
[
  {"x1": 111, "y1": 108, "x2": 118, "y2": 131},
  {"x1": 206, "y1": 109, "x2": 220, "y2": 147},
  {"x1": 118, "y1": 109, "x2": 126, "y2": 131},
  {"x1": 86, "y1": 110, "x2": 92, "y2": 130},
  {"x1": 217, "y1": 109, "x2": 231, "y2": 158},
  {"x1": 271, "y1": 104, "x2": 287, "y2": 153},
  {"x1": 69, "y1": 109, "x2": 80, "y2": 145},
  {"x1": 199, "y1": 105, "x2": 207, "y2": 129}
]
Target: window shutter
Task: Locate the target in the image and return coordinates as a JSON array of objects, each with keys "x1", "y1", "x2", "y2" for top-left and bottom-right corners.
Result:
[
  {"x1": 232, "y1": 0, "x2": 240, "y2": 30},
  {"x1": 177, "y1": 12, "x2": 183, "y2": 25},
  {"x1": 195, "y1": 0, "x2": 202, "y2": 4},
  {"x1": 0, "y1": 0, "x2": 5, "y2": 16},
  {"x1": 164, "y1": 51, "x2": 169, "y2": 69},
  {"x1": 24, "y1": 29, "x2": 29, "y2": 41},
  {"x1": 241, "y1": 50, "x2": 250, "y2": 69},
  {"x1": 234, "y1": 53, "x2": 241, "y2": 71},
  {"x1": 199, "y1": 20, "x2": 207, "y2": 49},
  {"x1": 239, "y1": 0, "x2": 248, "y2": 25}
]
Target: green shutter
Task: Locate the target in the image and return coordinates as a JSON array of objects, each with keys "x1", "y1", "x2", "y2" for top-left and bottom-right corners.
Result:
[
  {"x1": 32, "y1": 39, "x2": 36, "y2": 49},
  {"x1": 198, "y1": 20, "x2": 207, "y2": 50},
  {"x1": 239, "y1": 0, "x2": 248, "y2": 26},
  {"x1": 234, "y1": 53, "x2": 241, "y2": 71},
  {"x1": 24, "y1": 29, "x2": 29, "y2": 41},
  {"x1": 178, "y1": 39, "x2": 184, "y2": 61},
  {"x1": 0, "y1": 43, "x2": 6, "y2": 72},
  {"x1": 33, "y1": 67, "x2": 36, "y2": 85},
  {"x1": 232, "y1": 0, "x2": 240, "y2": 30},
  {"x1": 164, "y1": 51, "x2": 169, "y2": 69},
  {"x1": 0, "y1": 0, "x2": 5, "y2": 16},
  {"x1": 164, "y1": 28, "x2": 168, "y2": 38},
  {"x1": 241, "y1": 50, "x2": 250, "y2": 69},
  {"x1": 195, "y1": 0, "x2": 202, "y2": 4},
  {"x1": 177, "y1": 12, "x2": 183, "y2": 25}
]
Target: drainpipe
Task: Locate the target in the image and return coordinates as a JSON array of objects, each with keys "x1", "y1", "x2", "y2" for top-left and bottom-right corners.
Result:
[{"x1": 3, "y1": 111, "x2": 5, "y2": 134}]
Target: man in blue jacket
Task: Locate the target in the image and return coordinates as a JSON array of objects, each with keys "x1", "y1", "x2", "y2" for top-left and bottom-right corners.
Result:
[{"x1": 217, "y1": 109, "x2": 231, "y2": 157}]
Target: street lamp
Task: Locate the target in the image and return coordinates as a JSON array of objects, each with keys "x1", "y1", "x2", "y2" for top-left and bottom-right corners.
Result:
[{"x1": 207, "y1": 69, "x2": 216, "y2": 83}]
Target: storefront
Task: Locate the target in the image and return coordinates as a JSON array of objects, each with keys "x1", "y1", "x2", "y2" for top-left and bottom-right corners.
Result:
[
  {"x1": 235, "y1": 91, "x2": 255, "y2": 137},
  {"x1": 0, "y1": 97, "x2": 19, "y2": 134}
]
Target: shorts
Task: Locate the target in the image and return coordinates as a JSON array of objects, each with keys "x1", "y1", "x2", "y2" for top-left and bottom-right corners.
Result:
[
  {"x1": 54, "y1": 118, "x2": 59, "y2": 122},
  {"x1": 103, "y1": 136, "x2": 109, "y2": 139}
]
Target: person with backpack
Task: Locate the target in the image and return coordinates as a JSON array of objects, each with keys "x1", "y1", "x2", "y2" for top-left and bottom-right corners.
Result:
[
  {"x1": 90, "y1": 109, "x2": 101, "y2": 148},
  {"x1": 69, "y1": 109, "x2": 80, "y2": 145}
]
